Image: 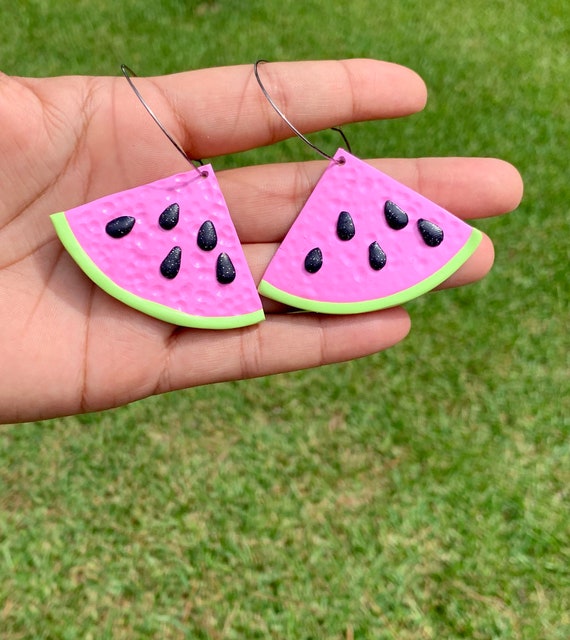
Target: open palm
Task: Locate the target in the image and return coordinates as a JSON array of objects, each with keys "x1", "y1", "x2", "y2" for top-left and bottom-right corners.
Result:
[{"x1": 0, "y1": 60, "x2": 522, "y2": 423}]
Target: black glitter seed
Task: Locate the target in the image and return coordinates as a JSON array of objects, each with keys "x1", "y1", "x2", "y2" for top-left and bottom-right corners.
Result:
[
  {"x1": 418, "y1": 219, "x2": 444, "y2": 246},
  {"x1": 368, "y1": 241, "x2": 387, "y2": 271},
  {"x1": 216, "y1": 252, "x2": 236, "y2": 284},
  {"x1": 336, "y1": 211, "x2": 356, "y2": 241},
  {"x1": 158, "y1": 203, "x2": 180, "y2": 230},
  {"x1": 105, "y1": 215, "x2": 136, "y2": 238},
  {"x1": 197, "y1": 220, "x2": 218, "y2": 251},
  {"x1": 160, "y1": 246, "x2": 182, "y2": 279},
  {"x1": 384, "y1": 201, "x2": 409, "y2": 230},
  {"x1": 304, "y1": 247, "x2": 323, "y2": 274}
]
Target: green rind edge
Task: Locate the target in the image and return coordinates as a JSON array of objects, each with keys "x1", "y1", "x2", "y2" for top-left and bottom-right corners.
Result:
[
  {"x1": 51, "y1": 213, "x2": 265, "y2": 330},
  {"x1": 258, "y1": 228, "x2": 483, "y2": 314}
]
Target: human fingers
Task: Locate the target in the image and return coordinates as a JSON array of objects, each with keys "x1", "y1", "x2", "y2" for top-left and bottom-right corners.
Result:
[
  {"x1": 220, "y1": 156, "x2": 523, "y2": 244},
  {"x1": 118, "y1": 59, "x2": 427, "y2": 160},
  {"x1": 156, "y1": 306, "x2": 411, "y2": 393}
]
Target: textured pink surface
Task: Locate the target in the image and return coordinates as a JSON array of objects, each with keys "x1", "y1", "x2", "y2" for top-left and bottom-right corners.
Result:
[
  {"x1": 63, "y1": 167, "x2": 261, "y2": 318},
  {"x1": 261, "y1": 150, "x2": 475, "y2": 303}
]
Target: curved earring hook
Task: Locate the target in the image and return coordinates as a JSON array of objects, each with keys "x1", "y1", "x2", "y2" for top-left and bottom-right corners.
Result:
[
  {"x1": 254, "y1": 59, "x2": 350, "y2": 164},
  {"x1": 120, "y1": 64, "x2": 206, "y2": 177}
]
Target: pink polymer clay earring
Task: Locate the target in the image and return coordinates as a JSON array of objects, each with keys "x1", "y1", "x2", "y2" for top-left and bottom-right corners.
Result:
[
  {"x1": 51, "y1": 65, "x2": 264, "y2": 330},
  {"x1": 255, "y1": 61, "x2": 482, "y2": 314}
]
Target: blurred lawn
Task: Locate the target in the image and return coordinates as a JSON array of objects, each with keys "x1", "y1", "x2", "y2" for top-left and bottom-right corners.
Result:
[{"x1": 0, "y1": 1, "x2": 568, "y2": 638}]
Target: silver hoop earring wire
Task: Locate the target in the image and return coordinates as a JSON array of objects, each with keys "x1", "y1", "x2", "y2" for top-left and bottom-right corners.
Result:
[
  {"x1": 120, "y1": 64, "x2": 206, "y2": 177},
  {"x1": 254, "y1": 60, "x2": 350, "y2": 164}
]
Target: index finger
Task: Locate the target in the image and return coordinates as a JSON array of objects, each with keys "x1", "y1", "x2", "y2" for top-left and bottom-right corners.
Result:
[{"x1": 125, "y1": 59, "x2": 428, "y2": 159}]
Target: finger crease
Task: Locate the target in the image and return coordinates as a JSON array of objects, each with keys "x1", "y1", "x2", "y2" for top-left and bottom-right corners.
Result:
[{"x1": 239, "y1": 325, "x2": 264, "y2": 380}]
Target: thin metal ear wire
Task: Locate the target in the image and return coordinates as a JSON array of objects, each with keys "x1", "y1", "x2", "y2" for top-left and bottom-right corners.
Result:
[
  {"x1": 254, "y1": 59, "x2": 351, "y2": 165},
  {"x1": 120, "y1": 64, "x2": 207, "y2": 177},
  {"x1": 330, "y1": 127, "x2": 352, "y2": 155}
]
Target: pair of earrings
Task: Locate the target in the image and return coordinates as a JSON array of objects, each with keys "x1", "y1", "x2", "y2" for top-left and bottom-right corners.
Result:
[{"x1": 51, "y1": 63, "x2": 481, "y2": 330}]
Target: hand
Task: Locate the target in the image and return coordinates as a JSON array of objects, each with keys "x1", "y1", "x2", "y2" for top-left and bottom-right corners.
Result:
[{"x1": 0, "y1": 60, "x2": 523, "y2": 423}]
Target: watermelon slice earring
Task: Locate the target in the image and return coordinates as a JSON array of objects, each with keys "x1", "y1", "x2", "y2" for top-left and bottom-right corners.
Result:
[
  {"x1": 50, "y1": 65, "x2": 265, "y2": 330},
  {"x1": 254, "y1": 61, "x2": 482, "y2": 314}
]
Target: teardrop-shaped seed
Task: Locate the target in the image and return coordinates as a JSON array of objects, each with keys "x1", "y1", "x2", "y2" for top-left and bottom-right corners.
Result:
[
  {"x1": 304, "y1": 247, "x2": 323, "y2": 274},
  {"x1": 105, "y1": 215, "x2": 136, "y2": 238},
  {"x1": 197, "y1": 220, "x2": 218, "y2": 251},
  {"x1": 216, "y1": 252, "x2": 236, "y2": 284},
  {"x1": 368, "y1": 241, "x2": 387, "y2": 271},
  {"x1": 160, "y1": 246, "x2": 182, "y2": 279},
  {"x1": 336, "y1": 211, "x2": 355, "y2": 241},
  {"x1": 418, "y1": 219, "x2": 444, "y2": 246},
  {"x1": 159, "y1": 203, "x2": 180, "y2": 230},
  {"x1": 384, "y1": 201, "x2": 409, "y2": 230}
]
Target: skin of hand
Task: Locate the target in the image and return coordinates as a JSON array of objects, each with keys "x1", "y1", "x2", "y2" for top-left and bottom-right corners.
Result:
[{"x1": 0, "y1": 60, "x2": 523, "y2": 424}]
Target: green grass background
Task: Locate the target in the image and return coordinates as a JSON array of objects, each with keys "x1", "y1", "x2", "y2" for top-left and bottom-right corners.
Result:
[{"x1": 1, "y1": 1, "x2": 568, "y2": 638}]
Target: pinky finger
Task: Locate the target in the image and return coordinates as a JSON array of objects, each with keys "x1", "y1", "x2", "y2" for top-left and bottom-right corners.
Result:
[
  {"x1": 160, "y1": 306, "x2": 411, "y2": 390},
  {"x1": 436, "y1": 232, "x2": 495, "y2": 290}
]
